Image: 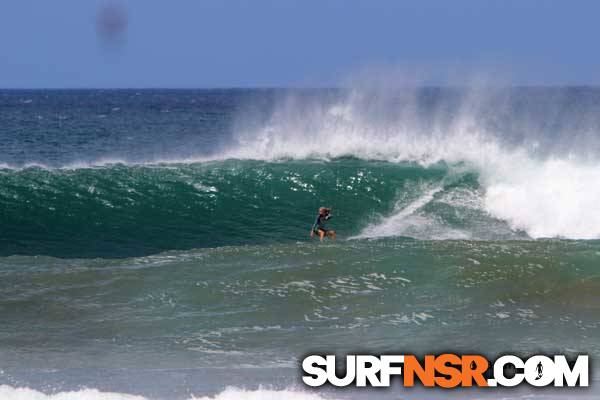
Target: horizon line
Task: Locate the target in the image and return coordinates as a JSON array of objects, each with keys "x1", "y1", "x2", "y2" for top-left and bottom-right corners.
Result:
[{"x1": 2, "y1": 85, "x2": 600, "y2": 90}]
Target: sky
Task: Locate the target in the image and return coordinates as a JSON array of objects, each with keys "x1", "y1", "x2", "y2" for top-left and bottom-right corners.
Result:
[{"x1": 1, "y1": 0, "x2": 600, "y2": 88}]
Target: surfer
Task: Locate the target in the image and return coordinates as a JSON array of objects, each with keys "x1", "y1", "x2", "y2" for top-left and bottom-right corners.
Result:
[
  {"x1": 535, "y1": 361, "x2": 543, "y2": 380},
  {"x1": 310, "y1": 207, "x2": 336, "y2": 242}
]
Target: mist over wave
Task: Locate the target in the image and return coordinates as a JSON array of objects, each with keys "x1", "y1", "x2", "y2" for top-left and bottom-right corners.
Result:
[{"x1": 223, "y1": 87, "x2": 600, "y2": 240}]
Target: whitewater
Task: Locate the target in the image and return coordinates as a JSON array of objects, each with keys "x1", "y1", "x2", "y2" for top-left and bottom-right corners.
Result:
[{"x1": 0, "y1": 386, "x2": 336, "y2": 400}]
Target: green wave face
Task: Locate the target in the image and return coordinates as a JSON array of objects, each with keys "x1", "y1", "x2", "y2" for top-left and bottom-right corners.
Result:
[{"x1": 0, "y1": 159, "x2": 514, "y2": 258}]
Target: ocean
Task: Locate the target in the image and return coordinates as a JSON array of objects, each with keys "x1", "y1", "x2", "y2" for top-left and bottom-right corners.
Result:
[{"x1": 0, "y1": 88, "x2": 598, "y2": 399}]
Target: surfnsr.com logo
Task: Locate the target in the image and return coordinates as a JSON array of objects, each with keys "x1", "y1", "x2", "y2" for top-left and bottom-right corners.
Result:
[{"x1": 302, "y1": 354, "x2": 589, "y2": 388}]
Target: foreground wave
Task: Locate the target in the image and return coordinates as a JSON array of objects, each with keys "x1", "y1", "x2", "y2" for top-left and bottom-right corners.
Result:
[
  {"x1": 4, "y1": 88, "x2": 600, "y2": 258},
  {"x1": 0, "y1": 159, "x2": 498, "y2": 257},
  {"x1": 0, "y1": 386, "x2": 335, "y2": 400},
  {"x1": 2, "y1": 385, "x2": 599, "y2": 400},
  {"x1": 3, "y1": 154, "x2": 597, "y2": 257}
]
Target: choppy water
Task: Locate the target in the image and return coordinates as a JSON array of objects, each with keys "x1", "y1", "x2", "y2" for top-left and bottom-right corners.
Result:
[{"x1": 0, "y1": 88, "x2": 599, "y2": 399}]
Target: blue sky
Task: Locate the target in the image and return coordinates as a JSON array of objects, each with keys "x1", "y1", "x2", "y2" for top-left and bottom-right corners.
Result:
[{"x1": 1, "y1": 0, "x2": 599, "y2": 88}]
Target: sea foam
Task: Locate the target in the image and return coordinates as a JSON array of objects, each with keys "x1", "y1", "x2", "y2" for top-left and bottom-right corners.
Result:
[{"x1": 0, "y1": 386, "x2": 335, "y2": 400}]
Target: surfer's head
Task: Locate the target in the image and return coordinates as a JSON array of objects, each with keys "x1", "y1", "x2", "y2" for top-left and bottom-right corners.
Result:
[{"x1": 319, "y1": 207, "x2": 330, "y2": 216}]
